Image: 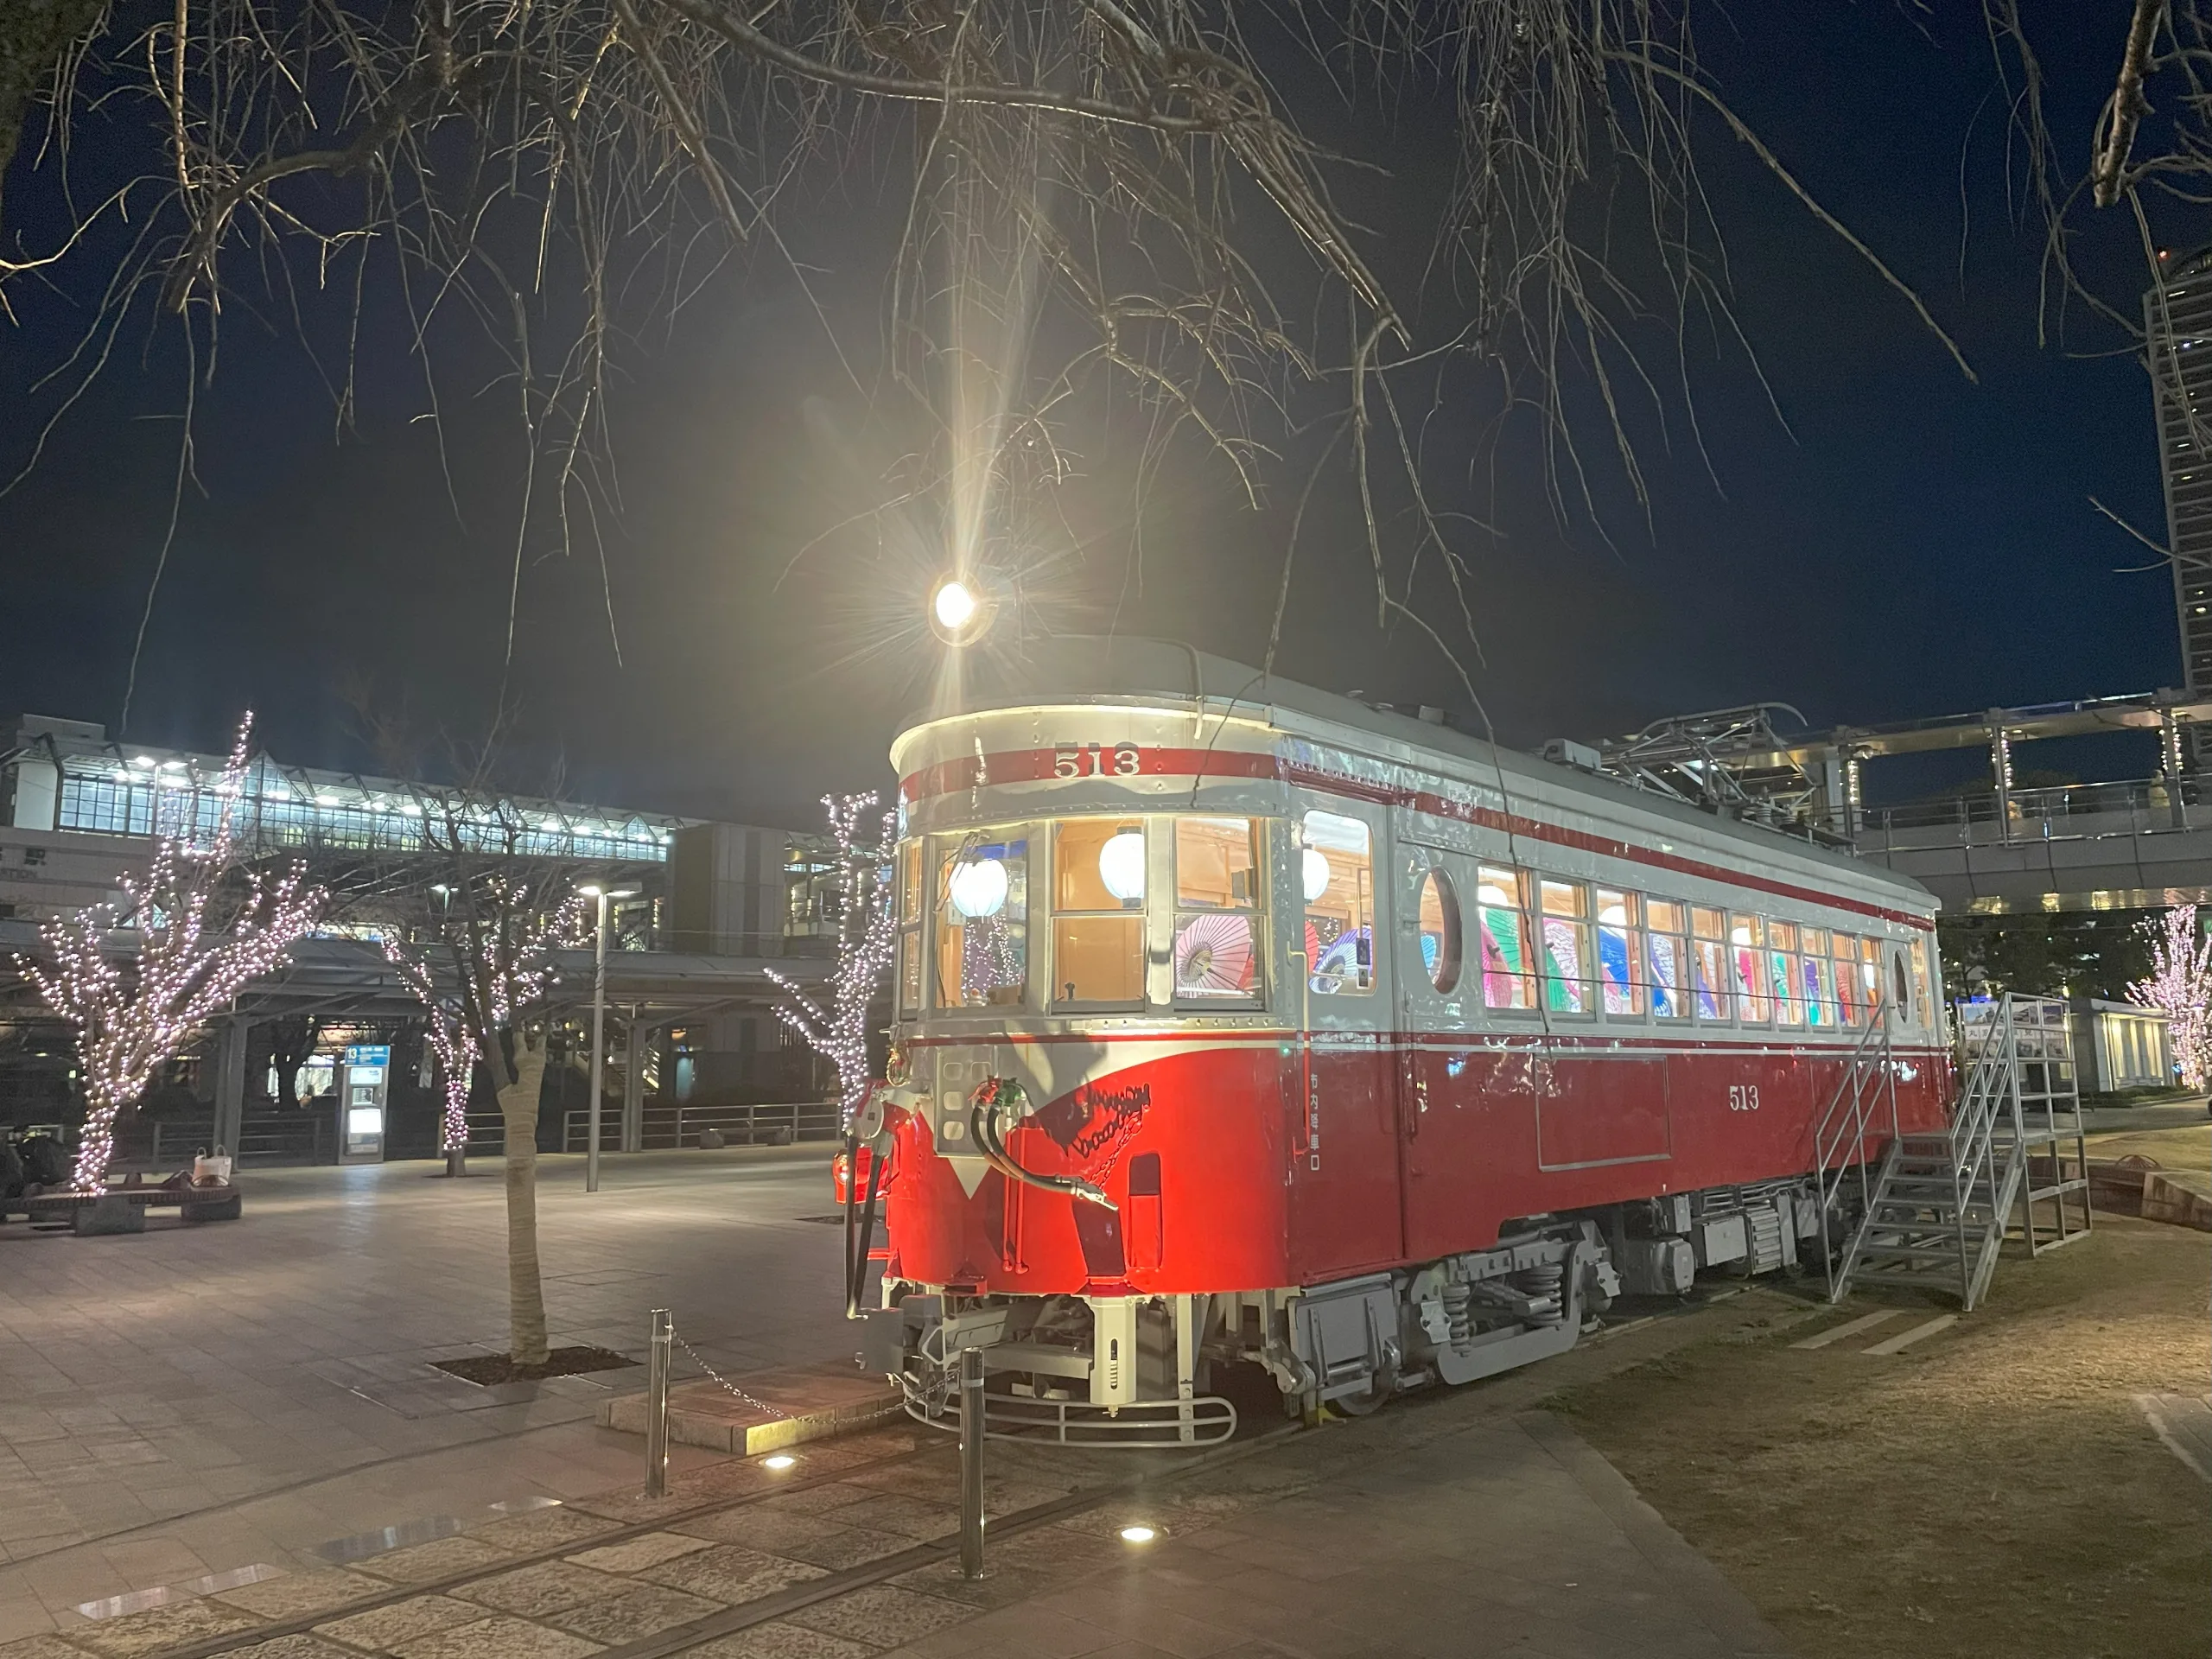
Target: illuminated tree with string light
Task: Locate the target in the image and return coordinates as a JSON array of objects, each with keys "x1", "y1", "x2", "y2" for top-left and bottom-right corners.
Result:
[
  {"x1": 19, "y1": 715, "x2": 325, "y2": 1194},
  {"x1": 381, "y1": 938, "x2": 480, "y2": 1178},
  {"x1": 2129, "y1": 904, "x2": 2211, "y2": 1092},
  {"x1": 768, "y1": 794, "x2": 896, "y2": 1128},
  {"x1": 393, "y1": 812, "x2": 590, "y2": 1364}
]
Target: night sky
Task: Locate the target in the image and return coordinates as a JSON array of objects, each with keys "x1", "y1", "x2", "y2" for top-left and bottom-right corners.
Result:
[{"x1": 0, "y1": 6, "x2": 2183, "y2": 829}]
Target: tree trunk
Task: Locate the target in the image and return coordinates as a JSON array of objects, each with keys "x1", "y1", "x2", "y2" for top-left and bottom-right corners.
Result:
[
  {"x1": 72, "y1": 1083, "x2": 120, "y2": 1194},
  {"x1": 499, "y1": 1032, "x2": 551, "y2": 1368}
]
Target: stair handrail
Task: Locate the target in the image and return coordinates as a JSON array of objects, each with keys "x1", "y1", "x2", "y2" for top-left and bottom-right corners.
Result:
[
  {"x1": 1948, "y1": 995, "x2": 2028, "y2": 1308},
  {"x1": 1813, "y1": 1003, "x2": 1897, "y2": 1301}
]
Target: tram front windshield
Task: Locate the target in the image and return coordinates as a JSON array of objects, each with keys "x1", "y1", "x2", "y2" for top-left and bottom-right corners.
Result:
[{"x1": 906, "y1": 815, "x2": 1268, "y2": 1016}]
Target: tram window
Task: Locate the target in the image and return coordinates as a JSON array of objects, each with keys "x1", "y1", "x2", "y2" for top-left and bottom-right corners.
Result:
[
  {"x1": 1730, "y1": 914, "x2": 1770, "y2": 1022},
  {"x1": 1768, "y1": 921, "x2": 1802, "y2": 1027},
  {"x1": 1539, "y1": 880, "x2": 1592, "y2": 1016},
  {"x1": 1833, "y1": 932, "x2": 1863, "y2": 1025},
  {"x1": 1417, "y1": 868, "x2": 1463, "y2": 995},
  {"x1": 1860, "y1": 937, "x2": 1885, "y2": 1009},
  {"x1": 899, "y1": 932, "x2": 922, "y2": 1014},
  {"x1": 1596, "y1": 889, "x2": 1642, "y2": 1015},
  {"x1": 1176, "y1": 817, "x2": 1263, "y2": 1003},
  {"x1": 1691, "y1": 906, "x2": 1728, "y2": 1020},
  {"x1": 1645, "y1": 899, "x2": 1688, "y2": 1020},
  {"x1": 1801, "y1": 929, "x2": 1833, "y2": 1027},
  {"x1": 1910, "y1": 938, "x2": 1935, "y2": 1027},
  {"x1": 1301, "y1": 811, "x2": 1374, "y2": 995},
  {"x1": 899, "y1": 840, "x2": 923, "y2": 926},
  {"x1": 1477, "y1": 866, "x2": 1535, "y2": 1010},
  {"x1": 894, "y1": 841, "x2": 925, "y2": 1014},
  {"x1": 1058, "y1": 819, "x2": 1145, "y2": 911},
  {"x1": 1051, "y1": 821, "x2": 1144, "y2": 1007},
  {"x1": 1176, "y1": 817, "x2": 1259, "y2": 907},
  {"x1": 934, "y1": 836, "x2": 1028, "y2": 1007}
]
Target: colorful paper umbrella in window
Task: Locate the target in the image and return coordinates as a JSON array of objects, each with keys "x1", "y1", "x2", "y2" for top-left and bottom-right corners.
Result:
[
  {"x1": 1316, "y1": 925, "x2": 1370, "y2": 982},
  {"x1": 1176, "y1": 912, "x2": 1255, "y2": 994}
]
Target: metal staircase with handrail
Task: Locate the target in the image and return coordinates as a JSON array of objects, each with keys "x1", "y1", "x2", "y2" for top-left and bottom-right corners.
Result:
[
  {"x1": 1813, "y1": 1009, "x2": 1900, "y2": 1303},
  {"x1": 1816, "y1": 993, "x2": 2089, "y2": 1312}
]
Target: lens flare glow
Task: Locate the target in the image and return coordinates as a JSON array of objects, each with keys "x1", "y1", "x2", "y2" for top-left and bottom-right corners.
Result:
[{"x1": 933, "y1": 579, "x2": 978, "y2": 632}]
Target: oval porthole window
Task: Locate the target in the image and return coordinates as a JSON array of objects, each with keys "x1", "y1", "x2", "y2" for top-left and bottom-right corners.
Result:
[
  {"x1": 1417, "y1": 868, "x2": 1463, "y2": 995},
  {"x1": 1891, "y1": 950, "x2": 1911, "y2": 1020}
]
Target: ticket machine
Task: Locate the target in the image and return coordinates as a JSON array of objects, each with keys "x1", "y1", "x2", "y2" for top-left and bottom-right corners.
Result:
[{"x1": 337, "y1": 1043, "x2": 390, "y2": 1164}]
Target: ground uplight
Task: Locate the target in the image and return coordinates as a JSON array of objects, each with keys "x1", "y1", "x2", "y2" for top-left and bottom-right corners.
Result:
[
  {"x1": 1118, "y1": 1524, "x2": 1158, "y2": 1544},
  {"x1": 762, "y1": 1454, "x2": 797, "y2": 1471}
]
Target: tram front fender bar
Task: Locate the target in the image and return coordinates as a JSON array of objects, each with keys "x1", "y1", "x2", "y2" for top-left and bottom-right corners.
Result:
[{"x1": 967, "y1": 1077, "x2": 1117, "y2": 1211}]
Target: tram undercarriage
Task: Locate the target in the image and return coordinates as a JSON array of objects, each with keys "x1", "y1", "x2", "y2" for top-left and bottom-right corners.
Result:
[{"x1": 865, "y1": 1172, "x2": 1842, "y2": 1446}]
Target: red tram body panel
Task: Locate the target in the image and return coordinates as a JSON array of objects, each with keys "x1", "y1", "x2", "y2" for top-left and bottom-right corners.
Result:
[{"x1": 858, "y1": 643, "x2": 1953, "y2": 1434}]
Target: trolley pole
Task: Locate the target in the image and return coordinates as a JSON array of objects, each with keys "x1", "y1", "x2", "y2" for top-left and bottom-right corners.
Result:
[
  {"x1": 957, "y1": 1345, "x2": 986, "y2": 1580},
  {"x1": 645, "y1": 1308, "x2": 672, "y2": 1497}
]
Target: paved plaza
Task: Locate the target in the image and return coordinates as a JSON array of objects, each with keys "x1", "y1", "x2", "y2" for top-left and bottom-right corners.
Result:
[
  {"x1": 0, "y1": 1150, "x2": 1796, "y2": 1656},
  {"x1": 0, "y1": 1147, "x2": 852, "y2": 1640}
]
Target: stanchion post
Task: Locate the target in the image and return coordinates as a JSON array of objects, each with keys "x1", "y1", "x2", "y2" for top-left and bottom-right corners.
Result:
[
  {"x1": 645, "y1": 1308, "x2": 672, "y2": 1497},
  {"x1": 957, "y1": 1345, "x2": 986, "y2": 1580}
]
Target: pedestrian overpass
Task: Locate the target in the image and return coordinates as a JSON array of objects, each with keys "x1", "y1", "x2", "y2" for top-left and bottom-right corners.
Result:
[{"x1": 1567, "y1": 689, "x2": 2212, "y2": 913}]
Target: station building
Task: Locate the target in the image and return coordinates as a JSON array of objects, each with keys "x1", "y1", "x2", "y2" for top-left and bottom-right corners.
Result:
[{"x1": 0, "y1": 713, "x2": 849, "y2": 1155}]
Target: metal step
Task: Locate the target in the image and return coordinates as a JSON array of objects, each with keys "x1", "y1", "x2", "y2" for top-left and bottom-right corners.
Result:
[{"x1": 1856, "y1": 1243, "x2": 1982, "y2": 1263}]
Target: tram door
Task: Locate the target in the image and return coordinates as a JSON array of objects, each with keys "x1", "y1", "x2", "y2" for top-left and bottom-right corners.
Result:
[
  {"x1": 1395, "y1": 842, "x2": 1484, "y2": 1262},
  {"x1": 1286, "y1": 804, "x2": 1403, "y2": 1278}
]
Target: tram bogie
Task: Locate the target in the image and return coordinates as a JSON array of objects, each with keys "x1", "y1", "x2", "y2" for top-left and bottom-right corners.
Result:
[{"x1": 855, "y1": 642, "x2": 1950, "y2": 1441}]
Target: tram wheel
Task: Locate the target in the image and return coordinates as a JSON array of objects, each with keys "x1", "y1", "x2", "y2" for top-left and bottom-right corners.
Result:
[{"x1": 1327, "y1": 1358, "x2": 1397, "y2": 1418}]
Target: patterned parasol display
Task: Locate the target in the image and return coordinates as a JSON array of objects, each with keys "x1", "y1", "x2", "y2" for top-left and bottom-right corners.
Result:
[{"x1": 1176, "y1": 912, "x2": 1255, "y2": 995}]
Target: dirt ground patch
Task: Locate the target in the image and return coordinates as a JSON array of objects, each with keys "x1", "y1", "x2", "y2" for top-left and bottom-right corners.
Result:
[{"x1": 1547, "y1": 1217, "x2": 2211, "y2": 1659}]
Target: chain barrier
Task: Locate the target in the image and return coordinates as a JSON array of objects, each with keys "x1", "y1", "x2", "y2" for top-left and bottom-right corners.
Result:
[{"x1": 670, "y1": 1320, "x2": 784, "y2": 1421}]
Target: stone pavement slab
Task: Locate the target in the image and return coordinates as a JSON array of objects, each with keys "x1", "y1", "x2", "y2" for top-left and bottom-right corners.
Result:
[{"x1": 597, "y1": 1367, "x2": 899, "y2": 1456}]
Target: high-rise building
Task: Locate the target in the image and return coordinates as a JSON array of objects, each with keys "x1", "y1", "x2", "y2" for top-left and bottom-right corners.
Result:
[{"x1": 2145, "y1": 249, "x2": 2212, "y2": 697}]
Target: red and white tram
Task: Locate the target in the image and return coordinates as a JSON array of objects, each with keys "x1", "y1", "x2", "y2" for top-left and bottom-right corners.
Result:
[{"x1": 854, "y1": 641, "x2": 1950, "y2": 1437}]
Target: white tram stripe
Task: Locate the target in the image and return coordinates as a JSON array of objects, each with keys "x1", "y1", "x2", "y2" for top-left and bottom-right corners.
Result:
[
  {"x1": 1861, "y1": 1314, "x2": 1958, "y2": 1356},
  {"x1": 1789, "y1": 1309, "x2": 1904, "y2": 1350}
]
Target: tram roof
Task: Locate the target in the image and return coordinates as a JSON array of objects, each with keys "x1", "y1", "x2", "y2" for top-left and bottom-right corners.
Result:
[{"x1": 907, "y1": 637, "x2": 1936, "y2": 910}]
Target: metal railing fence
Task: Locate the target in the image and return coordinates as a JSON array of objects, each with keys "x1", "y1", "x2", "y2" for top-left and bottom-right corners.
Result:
[
  {"x1": 1861, "y1": 776, "x2": 2199, "y2": 840},
  {"x1": 561, "y1": 1100, "x2": 839, "y2": 1153}
]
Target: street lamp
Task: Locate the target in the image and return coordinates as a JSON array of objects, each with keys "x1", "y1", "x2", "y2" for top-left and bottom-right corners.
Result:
[
  {"x1": 927, "y1": 572, "x2": 998, "y2": 646},
  {"x1": 578, "y1": 881, "x2": 639, "y2": 1193}
]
